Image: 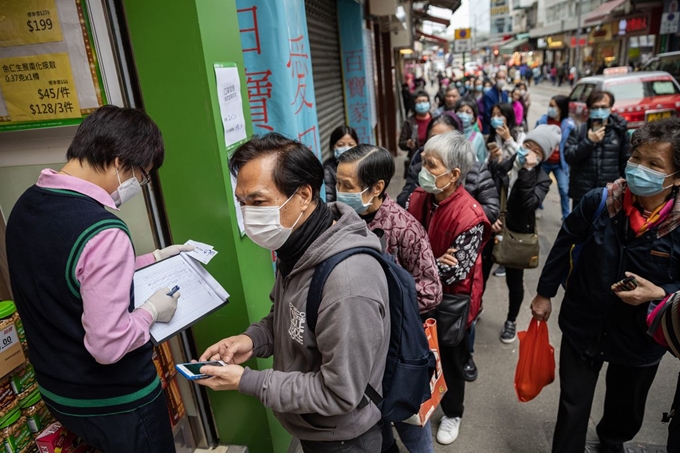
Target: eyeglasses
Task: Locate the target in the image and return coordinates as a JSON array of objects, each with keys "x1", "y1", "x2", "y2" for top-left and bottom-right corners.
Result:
[{"x1": 138, "y1": 168, "x2": 151, "y2": 186}]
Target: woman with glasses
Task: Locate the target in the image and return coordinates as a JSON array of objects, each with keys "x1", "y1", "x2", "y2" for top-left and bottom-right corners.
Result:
[{"x1": 5, "y1": 106, "x2": 193, "y2": 452}]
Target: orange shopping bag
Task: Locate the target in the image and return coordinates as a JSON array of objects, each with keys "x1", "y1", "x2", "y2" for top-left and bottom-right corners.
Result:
[
  {"x1": 404, "y1": 318, "x2": 448, "y2": 426},
  {"x1": 514, "y1": 318, "x2": 555, "y2": 402}
]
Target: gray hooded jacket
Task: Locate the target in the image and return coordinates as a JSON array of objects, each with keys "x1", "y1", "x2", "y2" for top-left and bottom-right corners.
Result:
[{"x1": 238, "y1": 202, "x2": 390, "y2": 442}]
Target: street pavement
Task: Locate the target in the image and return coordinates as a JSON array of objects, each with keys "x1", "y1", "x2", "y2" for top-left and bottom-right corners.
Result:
[{"x1": 387, "y1": 81, "x2": 675, "y2": 452}]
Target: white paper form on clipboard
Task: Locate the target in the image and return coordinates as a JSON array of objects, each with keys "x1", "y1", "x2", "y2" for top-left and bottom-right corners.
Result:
[{"x1": 134, "y1": 254, "x2": 229, "y2": 344}]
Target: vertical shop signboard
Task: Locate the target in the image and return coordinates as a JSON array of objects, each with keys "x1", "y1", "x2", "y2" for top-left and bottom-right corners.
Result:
[
  {"x1": 338, "y1": 0, "x2": 376, "y2": 145},
  {"x1": 0, "y1": 0, "x2": 107, "y2": 131},
  {"x1": 235, "y1": 0, "x2": 322, "y2": 160}
]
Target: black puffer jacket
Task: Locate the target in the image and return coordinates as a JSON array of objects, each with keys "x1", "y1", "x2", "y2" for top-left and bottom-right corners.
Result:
[
  {"x1": 564, "y1": 114, "x2": 630, "y2": 204},
  {"x1": 488, "y1": 154, "x2": 551, "y2": 233},
  {"x1": 323, "y1": 158, "x2": 338, "y2": 202},
  {"x1": 396, "y1": 149, "x2": 500, "y2": 224}
]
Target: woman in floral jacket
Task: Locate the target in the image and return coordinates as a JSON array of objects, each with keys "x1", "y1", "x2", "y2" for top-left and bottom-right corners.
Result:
[{"x1": 336, "y1": 144, "x2": 442, "y2": 453}]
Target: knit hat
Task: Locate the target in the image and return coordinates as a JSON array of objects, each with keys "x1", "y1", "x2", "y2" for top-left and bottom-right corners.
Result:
[
  {"x1": 524, "y1": 125, "x2": 562, "y2": 162},
  {"x1": 647, "y1": 292, "x2": 680, "y2": 358}
]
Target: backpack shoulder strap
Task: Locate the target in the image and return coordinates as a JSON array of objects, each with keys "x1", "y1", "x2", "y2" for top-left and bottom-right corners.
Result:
[
  {"x1": 593, "y1": 187, "x2": 608, "y2": 223},
  {"x1": 306, "y1": 247, "x2": 382, "y2": 333},
  {"x1": 470, "y1": 131, "x2": 477, "y2": 141}
]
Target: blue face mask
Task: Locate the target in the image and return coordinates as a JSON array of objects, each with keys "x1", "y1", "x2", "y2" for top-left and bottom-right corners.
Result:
[
  {"x1": 476, "y1": 85, "x2": 483, "y2": 92},
  {"x1": 490, "y1": 117, "x2": 505, "y2": 130},
  {"x1": 547, "y1": 106, "x2": 559, "y2": 119},
  {"x1": 517, "y1": 146, "x2": 529, "y2": 166},
  {"x1": 337, "y1": 187, "x2": 374, "y2": 214},
  {"x1": 626, "y1": 162, "x2": 678, "y2": 196},
  {"x1": 456, "y1": 81, "x2": 462, "y2": 87},
  {"x1": 457, "y1": 112, "x2": 473, "y2": 128},
  {"x1": 415, "y1": 102, "x2": 430, "y2": 114},
  {"x1": 334, "y1": 146, "x2": 351, "y2": 160},
  {"x1": 483, "y1": 87, "x2": 492, "y2": 94},
  {"x1": 418, "y1": 167, "x2": 452, "y2": 194},
  {"x1": 589, "y1": 108, "x2": 611, "y2": 120}
]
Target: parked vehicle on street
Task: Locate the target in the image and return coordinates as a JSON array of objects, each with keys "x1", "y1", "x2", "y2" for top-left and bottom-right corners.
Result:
[
  {"x1": 643, "y1": 51, "x2": 680, "y2": 83},
  {"x1": 568, "y1": 71, "x2": 680, "y2": 129}
]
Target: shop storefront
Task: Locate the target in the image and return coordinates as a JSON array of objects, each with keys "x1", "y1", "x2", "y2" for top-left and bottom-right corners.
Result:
[
  {"x1": 589, "y1": 22, "x2": 621, "y2": 70},
  {"x1": 0, "y1": 0, "x2": 385, "y2": 452},
  {"x1": 544, "y1": 33, "x2": 567, "y2": 65}
]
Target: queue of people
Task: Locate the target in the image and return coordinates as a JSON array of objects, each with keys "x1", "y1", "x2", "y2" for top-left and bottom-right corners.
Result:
[{"x1": 4, "y1": 78, "x2": 680, "y2": 453}]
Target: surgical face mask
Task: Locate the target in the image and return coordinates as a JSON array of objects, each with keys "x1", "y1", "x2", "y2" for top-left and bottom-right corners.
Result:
[
  {"x1": 456, "y1": 81, "x2": 462, "y2": 87},
  {"x1": 483, "y1": 87, "x2": 492, "y2": 94},
  {"x1": 490, "y1": 117, "x2": 505, "y2": 130},
  {"x1": 517, "y1": 146, "x2": 530, "y2": 166},
  {"x1": 496, "y1": 79, "x2": 506, "y2": 89},
  {"x1": 110, "y1": 168, "x2": 142, "y2": 208},
  {"x1": 334, "y1": 146, "x2": 351, "y2": 160},
  {"x1": 457, "y1": 112, "x2": 473, "y2": 128},
  {"x1": 520, "y1": 90, "x2": 527, "y2": 96},
  {"x1": 476, "y1": 84, "x2": 483, "y2": 92},
  {"x1": 415, "y1": 102, "x2": 431, "y2": 114},
  {"x1": 418, "y1": 167, "x2": 451, "y2": 194},
  {"x1": 465, "y1": 83, "x2": 471, "y2": 89},
  {"x1": 337, "y1": 187, "x2": 374, "y2": 215},
  {"x1": 241, "y1": 191, "x2": 303, "y2": 250},
  {"x1": 626, "y1": 162, "x2": 678, "y2": 197},
  {"x1": 589, "y1": 108, "x2": 611, "y2": 120},
  {"x1": 547, "y1": 106, "x2": 559, "y2": 119}
]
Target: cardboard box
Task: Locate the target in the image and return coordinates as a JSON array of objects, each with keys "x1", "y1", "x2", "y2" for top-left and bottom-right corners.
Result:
[
  {"x1": 164, "y1": 378, "x2": 185, "y2": 427},
  {"x1": 35, "y1": 422, "x2": 94, "y2": 453},
  {"x1": 156, "y1": 342, "x2": 176, "y2": 381},
  {"x1": 0, "y1": 323, "x2": 26, "y2": 378}
]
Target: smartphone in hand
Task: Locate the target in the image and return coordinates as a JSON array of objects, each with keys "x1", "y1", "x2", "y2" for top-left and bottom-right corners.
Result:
[
  {"x1": 176, "y1": 361, "x2": 225, "y2": 380},
  {"x1": 592, "y1": 118, "x2": 603, "y2": 131},
  {"x1": 612, "y1": 276, "x2": 639, "y2": 292}
]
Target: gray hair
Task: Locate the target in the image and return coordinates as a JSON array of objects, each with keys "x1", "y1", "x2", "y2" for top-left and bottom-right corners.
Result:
[{"x1": 423, "y1": 131, "x2": 475, "y2": 185}]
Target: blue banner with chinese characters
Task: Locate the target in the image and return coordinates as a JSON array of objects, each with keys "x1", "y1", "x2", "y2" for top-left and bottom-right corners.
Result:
[
  {"x1": 235, "y1": 0, "x2": 322, "y2": 160},
  {"x1": 338, "y1": 0, "x2": 375, "y2": 145}
]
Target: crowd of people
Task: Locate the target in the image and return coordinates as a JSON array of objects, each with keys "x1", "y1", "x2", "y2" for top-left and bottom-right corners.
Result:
[{"x1": 4, "y1": 72, "x2": 680, "y2": 453}]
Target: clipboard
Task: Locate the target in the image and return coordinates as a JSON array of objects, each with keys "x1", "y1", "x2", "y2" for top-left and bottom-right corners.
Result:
[{"x1": 134, "y1": 254, "x2": 229, "y2": 345}]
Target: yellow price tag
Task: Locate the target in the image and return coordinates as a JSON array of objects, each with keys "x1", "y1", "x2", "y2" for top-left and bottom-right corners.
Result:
[
  {"x1": 0, "y1": 0, "x2": 64, "y2": 47},
  {"x1": 0, "y1": 53, "x2": 81, "y2": 122}
]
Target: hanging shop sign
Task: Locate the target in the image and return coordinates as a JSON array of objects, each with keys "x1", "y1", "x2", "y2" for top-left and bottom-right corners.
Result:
[
  {"x1": 0, "y1": 0, "x2": 107, "y2": 132},
  {"x1": 618, "y1": 16, "x2": 649, "y2": 36},
  {"x1": 547, "y1": 35, "x2": 565, "y2": 49},
  {"x1": 235, "y1": 0, "x2": 322, "y2": 160},
  {"x1": 337, "y1": 0, "x2": 376, "y2": 144},
  {"x1": 490, "y1": 0, "x2": 512, "y2": 36}
]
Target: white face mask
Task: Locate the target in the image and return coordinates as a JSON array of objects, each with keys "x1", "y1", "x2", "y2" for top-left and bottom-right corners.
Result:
[
  {"x1": 110, "y1": 168, "x2": 142, "y2": 208},
  {"x1": 241, "y1": 191, "x2": 303, "y2": 250}
]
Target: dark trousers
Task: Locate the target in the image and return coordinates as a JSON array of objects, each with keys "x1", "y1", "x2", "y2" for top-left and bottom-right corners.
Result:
[
  {"x1": 481, "y1": 239, "x2": 495, "y2": 290},
  {"x1": 552, "y1": 339, "x2": 659, "y2": 453},
  {"x1": 301, "y1": 423, "x2": 382, "y2": 453},
  {"x1": 440, "y1": 333, "x2": 470, "y2": 418},
  {"x1": 668, "y1": 373, "x2": 680, "y2": 452},
  {"x1": 505, "y1": 267, "x2": 524, "y2": 323},
  {"x1": 49, "y1": 391, "x2": 174, "y2": 453}
]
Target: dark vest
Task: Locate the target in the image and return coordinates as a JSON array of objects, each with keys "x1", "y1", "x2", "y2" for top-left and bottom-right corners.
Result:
[
  {"x1": 6, "y1": 186, "x2": 160, "y2": 416},
  {"x1": 408, "y1": 185, "x2": 490, "y2": 327}
]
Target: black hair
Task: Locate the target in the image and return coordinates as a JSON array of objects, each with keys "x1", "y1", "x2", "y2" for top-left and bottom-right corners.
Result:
[
  {"x1": 517, "y1": 81, "x2": 527, "y2": 90},
  {"x1": 487, "y1": 102, "x2": 518, "y2": 144},
  {"x1": 66, "y1": 105, "x2": 164, "y2": 172},
  {"x1": 329, "y1": 125, "x2": 359, "y2": 152},
  {"x1": 631, "y1": 117, "x2": 680, "y2": 172},
  {"x1": 426, "y1": 114, "x2": 462, "y2": 139},
  {"x1": 337, "y1": 145, "x2": 395, "y2": 198},
  {"x1": 483, "y1": 78, "x2": 493, "y2": 86},
  {"x1": 586, "y1": 90, "x2": 615, "y2": 108},
  {"x1": 552, "y1": 95, "x2": 570, "y2": 122},
  {"x1": 445, "y1": 86, "x2": 460, "y2": 95},
  {"x1": 454, "y1": 98, "x2": 479, "y2": 120},
  {"x1": 414, "y1": 90, "x2": 430, "y2": 102},
  {"x1": 229, "y1": 133, "x2": 324, "y2": 201}
]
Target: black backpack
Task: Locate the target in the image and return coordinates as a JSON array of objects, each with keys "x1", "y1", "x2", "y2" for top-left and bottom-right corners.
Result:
[{"x1": 306, "y1": 247, "x2": 435, "y2": 422}]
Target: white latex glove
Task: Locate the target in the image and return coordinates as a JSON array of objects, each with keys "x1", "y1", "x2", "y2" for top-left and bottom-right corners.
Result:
[
  {"x1": 152, "y1": 244, "x2": 195, "y2": 262},
  {"x1": 136, "y1": 288, "x2": 180, "y2": 323}
]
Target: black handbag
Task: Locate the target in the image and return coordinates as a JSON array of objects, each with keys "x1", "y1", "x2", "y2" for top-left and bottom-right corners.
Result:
[{"x1": 435, "y1": 293, "x2": 470, "y2": 347}]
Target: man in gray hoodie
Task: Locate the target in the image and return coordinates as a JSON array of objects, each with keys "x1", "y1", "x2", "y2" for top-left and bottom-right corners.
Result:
[{"x1": 196, "y1": 133, "x2": 391, "y2": 452}]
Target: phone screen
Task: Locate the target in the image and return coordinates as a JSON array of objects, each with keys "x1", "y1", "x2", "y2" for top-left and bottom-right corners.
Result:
[
  {"x1": 183, "y1": 361, "x2": 223, "y2": 375},
  {"x1": 592, "y1": 119, "x2": 603, "y2": 131}
]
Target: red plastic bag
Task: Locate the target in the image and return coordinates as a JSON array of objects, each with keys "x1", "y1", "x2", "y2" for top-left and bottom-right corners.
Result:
[{"x1": 514, "y1": 318, "x2": 555, "y2": 402}]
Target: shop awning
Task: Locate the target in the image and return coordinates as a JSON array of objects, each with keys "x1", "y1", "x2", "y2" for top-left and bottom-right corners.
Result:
[
  {"x1": 415, "y1": 30, "x2": 449, "y2": 46},
  {"x1": 500, "y1": 38, "x2": 529, "y2": 53},
  {"x1": 584, "y1": 0, "x2": 627, "y2": 24},
  {"x1": 489, "y1": 38, "x2": 512, "y2": 48}
]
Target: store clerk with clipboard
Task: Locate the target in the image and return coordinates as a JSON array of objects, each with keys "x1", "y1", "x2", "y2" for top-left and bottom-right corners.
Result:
[{"x1": 6, "y1": 106, "x2": 193, "y2": 453}]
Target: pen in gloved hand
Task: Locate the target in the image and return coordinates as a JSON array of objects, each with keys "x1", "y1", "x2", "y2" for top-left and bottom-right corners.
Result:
[{"x1": 167, "y1": 286, "x2": 180, "y2": 297}]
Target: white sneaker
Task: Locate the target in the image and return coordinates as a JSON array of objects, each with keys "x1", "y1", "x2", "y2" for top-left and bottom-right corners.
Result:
[{"x1": 436, "y1": 416, "x2": 461, "y2": 445}]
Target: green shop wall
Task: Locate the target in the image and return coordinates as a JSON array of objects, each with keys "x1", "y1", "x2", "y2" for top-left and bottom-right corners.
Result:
[{"x1": 122, "y1": 0, "x2": 290, "y2": 451}]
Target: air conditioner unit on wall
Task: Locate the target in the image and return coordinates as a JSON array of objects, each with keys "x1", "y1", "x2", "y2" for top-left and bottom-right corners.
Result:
[{"x1": 369, "y1": 0, "x2": 398, "y2": 16}]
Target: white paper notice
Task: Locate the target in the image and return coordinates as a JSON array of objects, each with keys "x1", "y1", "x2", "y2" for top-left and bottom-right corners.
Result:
[{"x1": 214, "y1": 63, "x2": 247, "y2": 149}]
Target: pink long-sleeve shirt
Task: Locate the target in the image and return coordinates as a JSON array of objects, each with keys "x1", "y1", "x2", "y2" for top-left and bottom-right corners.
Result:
[{"x1": 36, "y1": 169, "x2": 155, "y2": 365}]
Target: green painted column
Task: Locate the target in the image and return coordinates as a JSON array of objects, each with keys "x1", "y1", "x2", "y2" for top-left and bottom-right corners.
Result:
[{"x1": 122, "y1": 1, "x2": 290, "y2": 452}]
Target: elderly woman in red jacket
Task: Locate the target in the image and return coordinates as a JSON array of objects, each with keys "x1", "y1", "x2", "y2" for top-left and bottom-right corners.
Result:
[{"x1": 407, "y1": 131, "x2": 491, "y2": 446}]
